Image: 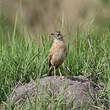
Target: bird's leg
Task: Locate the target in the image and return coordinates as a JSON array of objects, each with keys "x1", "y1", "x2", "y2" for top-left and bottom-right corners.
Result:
[
  {"x1": 59, "y1": 68, "x2": 64, "y2": 80},
  {"x1": 54, "y1": 66, "x2": 56, "y2": 79},
  {"x1": 49, "y1": 66, "x2": 53, "y2": 76}
]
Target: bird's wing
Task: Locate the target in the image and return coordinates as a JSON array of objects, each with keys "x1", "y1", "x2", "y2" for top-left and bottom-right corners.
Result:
[{"x1": 48, "y1": 53, "x2": 53, "y2": 67}]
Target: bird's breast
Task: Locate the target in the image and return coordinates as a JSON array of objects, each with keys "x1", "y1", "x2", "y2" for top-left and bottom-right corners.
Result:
[{"x1": 50, "y1": 41, "x2": 67, "y2": 66}]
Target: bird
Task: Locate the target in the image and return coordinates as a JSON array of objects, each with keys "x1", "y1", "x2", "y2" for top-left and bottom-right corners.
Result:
[{"x1": 48, "y1": 31, "x2": 67, "y2": 79}]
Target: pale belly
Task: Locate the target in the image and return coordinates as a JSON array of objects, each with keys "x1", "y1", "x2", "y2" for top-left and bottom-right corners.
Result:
[{"x1": 51, "y1": 48, "x2": 66, "y2": 67}]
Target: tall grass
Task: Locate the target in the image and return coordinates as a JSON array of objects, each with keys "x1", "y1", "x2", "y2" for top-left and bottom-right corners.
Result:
[
  {"x1": 0, "y1": 16, "x2": 110, "y2": 109},
  {"x1": 0, "y1": 15, "x2": 52, "y2": 102}
]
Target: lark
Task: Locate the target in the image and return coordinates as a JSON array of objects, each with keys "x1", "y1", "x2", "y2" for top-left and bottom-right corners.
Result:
[{"x1": 48, "y1": 31, "x2": 67, "y2": 79}]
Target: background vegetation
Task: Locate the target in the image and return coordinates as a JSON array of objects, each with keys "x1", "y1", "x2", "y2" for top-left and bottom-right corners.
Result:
[{"x1": 1, "y1": 0, "x2": 110, "y2": 35}]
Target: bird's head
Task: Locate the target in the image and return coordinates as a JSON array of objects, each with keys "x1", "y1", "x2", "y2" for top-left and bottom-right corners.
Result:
[{"x1": 51, "y1": 31, "x2": 63, "y2": 41}]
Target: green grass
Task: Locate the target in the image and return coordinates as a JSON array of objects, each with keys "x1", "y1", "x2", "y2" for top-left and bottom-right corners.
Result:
[{"x1": 0, "y1": 16, "x2": 110, "y2": 109}]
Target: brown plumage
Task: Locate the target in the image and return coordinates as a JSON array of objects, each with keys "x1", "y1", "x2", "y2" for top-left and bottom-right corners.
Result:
[{"x1": 48, "y1": 31, "x2": 67, "y2": 79}]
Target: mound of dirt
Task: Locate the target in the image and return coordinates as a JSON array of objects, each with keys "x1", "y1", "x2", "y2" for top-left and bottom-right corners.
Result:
[{"x1": 6, "y1": 76, "x2": 108, "y2": 110}]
